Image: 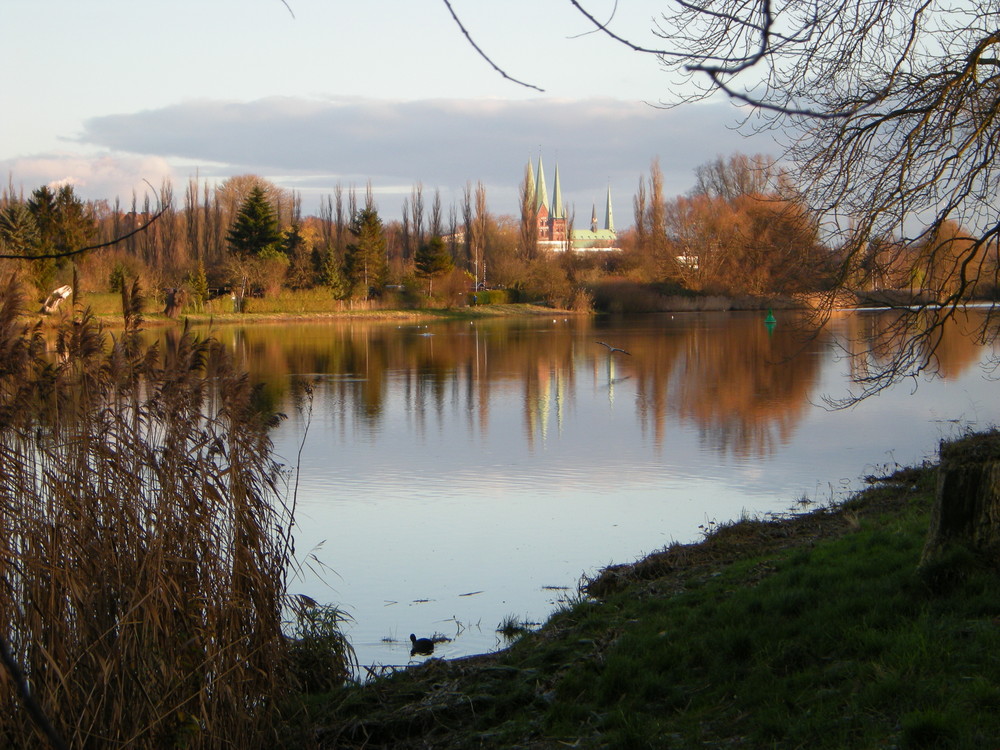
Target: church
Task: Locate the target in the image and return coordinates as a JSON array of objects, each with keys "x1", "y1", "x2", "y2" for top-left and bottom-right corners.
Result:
[{"x1": 524, "y1": 157, "x2": 618, "y2": 252}]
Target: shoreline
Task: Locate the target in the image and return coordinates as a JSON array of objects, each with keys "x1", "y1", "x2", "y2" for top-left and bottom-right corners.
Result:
[
  {"x1": 51, "y1": 302, "x2": 587, "y2": 329},
  {"x1": 303, "y1": 442, "x2": 1000, "y2": 748}
]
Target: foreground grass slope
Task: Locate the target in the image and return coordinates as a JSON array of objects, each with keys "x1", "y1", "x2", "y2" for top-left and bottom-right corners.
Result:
[{"x1": 309, "y1": 456, "x2": 1000, "y2": 749}]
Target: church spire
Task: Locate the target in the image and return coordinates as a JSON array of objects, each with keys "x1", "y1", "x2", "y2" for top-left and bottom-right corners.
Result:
[
  {"x1": 591, "y1": 202, "x2": 598, "y2": 232},
  {"x1": 535, "y1": 156, "x2": 549, "y2": 213},
  {"x1": 552, "y1": 164, "x2": 564, "y2": 219},
  {"x1": 604, "y1": 183, "x2": 615, "y2": 233},
  {"x1": 525, "y1": 160, "x2": 536, "y2": 209}
]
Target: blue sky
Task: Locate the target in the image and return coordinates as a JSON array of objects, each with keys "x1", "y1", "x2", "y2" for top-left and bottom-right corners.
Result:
[{"x1": 1, "y1": 0, "x2": 776, "y2": 225}]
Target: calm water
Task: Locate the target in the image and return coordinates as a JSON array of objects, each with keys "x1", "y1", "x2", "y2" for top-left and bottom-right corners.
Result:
[{"x1": 193, "y1": 309, "x2": 999, "y2": 673}]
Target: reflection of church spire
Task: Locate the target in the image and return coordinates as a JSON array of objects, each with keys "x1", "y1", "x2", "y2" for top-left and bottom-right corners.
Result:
[{"x1": 556, "y1": 368, "x2": 565, "y2": 435}]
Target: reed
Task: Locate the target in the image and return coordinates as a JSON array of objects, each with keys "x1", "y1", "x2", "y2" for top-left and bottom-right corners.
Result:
[{"x1": 0, "y1": 277, "x2": 296, "y2": 748}]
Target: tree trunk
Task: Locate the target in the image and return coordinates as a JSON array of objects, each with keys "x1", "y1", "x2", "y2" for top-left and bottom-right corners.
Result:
[{"x1": 920, "y1": 432, "x2": 1000, "y2": 569}]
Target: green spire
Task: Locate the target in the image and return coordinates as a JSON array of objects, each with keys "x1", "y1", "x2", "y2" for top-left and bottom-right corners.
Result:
[
  {"x1": 536, "y1": 156, "x2": 549, "y2": 213},
  {"x1": 604, "y1": 183, "x2": 615, "y2": 233},
  {"x1": 525, "y1": 160, "x2": 536, "y2": 206},
  {"x1": 552, "y1": 164, "x2": 564, "y2": 219}
]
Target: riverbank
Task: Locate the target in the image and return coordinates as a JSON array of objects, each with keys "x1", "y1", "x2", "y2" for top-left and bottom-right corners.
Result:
[
  {"x1": 55, "y1": 292, "x2": 583, "y2": 327},
  {"x1": 44, "y1": 287, "x2": 923, "y2": 327},
  {"x1": 174, "y1": 302, "x2": 577, "y2": 326},
  {"x1": 295, "y1": 443, "x2": 1000, "y2": 749}
]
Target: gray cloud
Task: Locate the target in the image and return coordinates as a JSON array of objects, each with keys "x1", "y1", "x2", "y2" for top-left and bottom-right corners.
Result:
[{"x1": 77, "y1": 96, "x2": 776, "y2": 221}]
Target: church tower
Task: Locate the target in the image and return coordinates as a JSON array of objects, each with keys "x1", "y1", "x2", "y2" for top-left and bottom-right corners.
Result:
[{"x1": 522, "y1": 155, "x2": 617, "y2": 251}]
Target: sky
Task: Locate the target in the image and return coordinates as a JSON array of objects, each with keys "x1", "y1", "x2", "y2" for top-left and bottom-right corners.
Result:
[{"x1": 1, "y1": 0, "x2": 778, "y2": 227}]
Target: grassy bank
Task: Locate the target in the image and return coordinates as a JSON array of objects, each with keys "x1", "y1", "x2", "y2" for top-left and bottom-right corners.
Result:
[
  {"x1": 68, "y1": 291, "x2": 575, "y2": 326},
  {"x1": 302, "y1": 453, "x2": 1000, "y2": 749}
]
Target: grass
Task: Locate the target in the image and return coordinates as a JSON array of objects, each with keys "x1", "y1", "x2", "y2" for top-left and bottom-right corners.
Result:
[
  {"x1": 311, "y1": 459, "x2": 1000, "y2": 749},
  {"x1": 496, "y1": 615, "x2": 538, "y2": 644},
  {"x1": 66, "y1": 287, "x2": 578, "y2": 325}
]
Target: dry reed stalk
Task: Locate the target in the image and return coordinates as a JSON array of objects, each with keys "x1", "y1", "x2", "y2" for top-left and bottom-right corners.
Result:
[{"x1": 0, "y1": 278, "x2": 297, "y2": 748}]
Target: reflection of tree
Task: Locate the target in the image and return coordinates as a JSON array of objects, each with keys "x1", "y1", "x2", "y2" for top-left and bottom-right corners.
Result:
[
  {"x1": 146, "y1": 309, "x2": 990, "y2": 461},
  {"x1": 839, "y1": 308, "x2": 991, "y2": 392},
  {"x1": 631, "y1": 315, "x2": 822, "y2": 459}
]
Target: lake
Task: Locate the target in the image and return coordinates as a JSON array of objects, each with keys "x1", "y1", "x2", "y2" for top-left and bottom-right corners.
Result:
[{"x1": 193, "y1": 308, "x2": 1000, "y2": 673}]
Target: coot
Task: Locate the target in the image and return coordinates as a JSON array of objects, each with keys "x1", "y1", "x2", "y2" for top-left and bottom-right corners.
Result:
[{"x1": 410, "y1": 633, "x2": 434, "y2": 656}]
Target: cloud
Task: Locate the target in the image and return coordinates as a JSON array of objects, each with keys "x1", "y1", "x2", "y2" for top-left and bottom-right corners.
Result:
[
  {"x1": 1, "y1": 152, "x2": 174, "y2": 205},
  {"x1": 11, "y1": 97, "x2": 778, "y2": 222}
]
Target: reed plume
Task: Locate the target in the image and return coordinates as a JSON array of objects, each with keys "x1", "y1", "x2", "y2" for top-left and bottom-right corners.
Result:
[{"x1": 0, "y1": 277, "x2": 296, "y2": 748}]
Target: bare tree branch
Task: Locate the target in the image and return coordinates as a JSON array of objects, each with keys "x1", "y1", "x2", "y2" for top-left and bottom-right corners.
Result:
[
  {"x1": 0, "y1": 203, "x2": 168, "y2": 260},
  {"x1": 441, "y1": 0, "x2": 545, "y2": 92}
]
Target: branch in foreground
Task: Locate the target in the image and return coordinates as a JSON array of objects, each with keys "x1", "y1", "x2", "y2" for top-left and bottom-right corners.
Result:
[
  {"x1": 441, "y1": 0, "x2": 544, "y2": 92},
  {"x1": 0, "y1": 204, "x2": 168, "y2": 261}
]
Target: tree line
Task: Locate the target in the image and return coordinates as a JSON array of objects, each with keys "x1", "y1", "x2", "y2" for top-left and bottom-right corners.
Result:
[{"x1": 1, "y1": 153, "x2": 996, "y2": 314}]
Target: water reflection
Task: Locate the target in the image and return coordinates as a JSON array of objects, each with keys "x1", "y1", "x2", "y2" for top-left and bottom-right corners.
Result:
[
  {"x1": 830, "y1": 307, "x2": 999, "y2": 398},
  {"x1": 177, "y1": 312, "x2": 848, "y2": 461},
  {"x1": 149, "y1": 309, "x2": 999, "y2": 670}
]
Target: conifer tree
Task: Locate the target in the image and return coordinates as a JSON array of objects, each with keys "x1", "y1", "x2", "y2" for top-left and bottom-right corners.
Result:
[
  {"x1": 226, "y1": 186, "x2": 282, "y2": 259},
  {"x1": 415, "y1": 235, "x2": 454, "y2": 294},
  {"x1": 343, "y1": 207, "x2": 387, "y2": 298}
]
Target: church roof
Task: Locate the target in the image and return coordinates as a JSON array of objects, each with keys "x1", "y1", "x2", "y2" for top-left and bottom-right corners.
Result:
[{"x1": 524, "y1": 156, "x2": 617, "y2": 238}]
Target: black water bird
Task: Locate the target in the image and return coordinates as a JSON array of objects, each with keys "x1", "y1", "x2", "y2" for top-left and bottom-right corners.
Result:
[
  {"x1": 410, "y1": 633, "x2": 434, "y2": 656},
  {"x1": 596, "y1": 341, "x2": 631, "y2": 356}
]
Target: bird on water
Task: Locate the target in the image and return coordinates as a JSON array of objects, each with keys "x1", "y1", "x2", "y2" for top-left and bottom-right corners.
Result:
[
  {"x1": 596, "y1": 341, "x2": 631, "y2": 356},
  {"x1": 410, "y1": 633, "x2": 434, "y2": 656}
]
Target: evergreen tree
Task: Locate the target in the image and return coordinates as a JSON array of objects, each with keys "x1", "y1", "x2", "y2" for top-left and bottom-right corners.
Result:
[
  {"x1": 283, "y1": 222, "x2": 315, "y2": 289},
  {"x1": 415, "y1": 235, "x2": 454, "y2": 294},
  {"x1": 320, "y1": 250, "x2": 349, "y2": 299},
  {"x1": 185, "y1": 260, "x2": 210, "y2": 308},
  {"x1": 343, "y1": 207, "x2": 387, "y2": 298},
  {"x1": 25, "y1": 184, "x2": 95, "y2": 256},
  {"x1": 226, "y1": 186, "x2": 282, "y2": 259},
  {"x1": 0, "y1": 203, "x2": 40, "y2": 252},
  {"x1": 26, "y1": 186, "x2": 58, "y2": 254}
]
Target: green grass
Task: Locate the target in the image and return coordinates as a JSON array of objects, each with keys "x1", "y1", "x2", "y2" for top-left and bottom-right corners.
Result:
[
  {"x1": 539, "y1": 506, "x2": 1000, "y2": 748},
  {"x1": 314, "y1": 461, "x2": 1000, "y2": 749}
]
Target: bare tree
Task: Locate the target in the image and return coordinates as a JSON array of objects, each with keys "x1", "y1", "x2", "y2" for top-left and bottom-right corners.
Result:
[
  {"x1": 632, "y1": 176, "x2": 648, "y2": 255},
  {"x1": 462, "y1": 181, "x2": 474, "y2": 273},
  {"x1": 692, "y1": 154, "x2": 786, "y2": 201},
  {"x1": 561, "y1": 0, "x2": 1000, "y2": 395},
  {"x1": 411, "y1": 182, "x2": 425, "y2": 252},
  {"x1": 400, "y1": 198, "x2": 411, "y2": 261},
  {"x1": 429, "y1": 189, "x2": 443, "y2": 238},
  {"x1": 472, "y1": 182, "x2": 489, "y2": 288}
]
